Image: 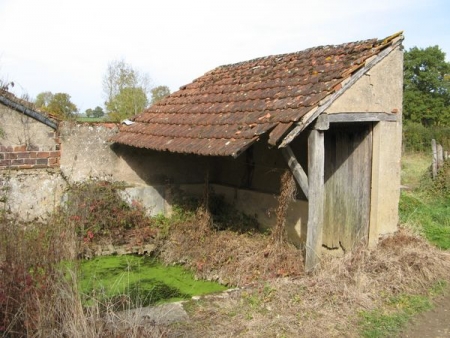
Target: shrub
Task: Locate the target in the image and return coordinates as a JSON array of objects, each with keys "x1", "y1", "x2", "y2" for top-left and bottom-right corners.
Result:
[
  {"x1": 63, "y1": 180, "x2": 152, "y2": 240},
  {"x1": 403, "y1": 121, "x2": 450, "y2": 153}
]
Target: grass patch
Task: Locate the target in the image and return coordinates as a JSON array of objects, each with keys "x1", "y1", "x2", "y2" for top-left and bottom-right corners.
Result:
[
  {"x1": 359, "y1": 294, "x2": 432, "y2": 338},
  {"x1": 79, "y1": 255, "x2": 227, "y2": 308},
  {"x1": 400, "y1": 153, "x2": 450, "y2": 249},
  {"x1": 401, "y1": 152, "x2": 432, "y2": 188},
  {"x1": 399, "y1": 192, "x2": 450, "y2": 249}
]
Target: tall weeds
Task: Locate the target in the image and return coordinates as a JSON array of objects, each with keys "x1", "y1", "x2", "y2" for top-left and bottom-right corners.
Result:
[
  {"x1": 0, "y1": 215, "x2": 94, "y2": 337},
  {"x1": 0, "y1": 180, "x2": 169, "y2": 337}
]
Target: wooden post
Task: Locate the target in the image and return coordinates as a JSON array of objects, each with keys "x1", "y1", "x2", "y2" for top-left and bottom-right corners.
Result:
[
  {"x1": 305, "y1": 129, "x2": 324, "y2": 272},
  {"x1": 437, "y1": 144, "x2": 444, "y2": 170},
  {"x1": 431, "y1": 139, "x2": 437, "y2": 179}
]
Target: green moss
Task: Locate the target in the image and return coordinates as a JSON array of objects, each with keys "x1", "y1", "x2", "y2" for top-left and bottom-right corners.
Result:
[{"x1": 79, "y1": 255, "x2": 227, "y2": 308}]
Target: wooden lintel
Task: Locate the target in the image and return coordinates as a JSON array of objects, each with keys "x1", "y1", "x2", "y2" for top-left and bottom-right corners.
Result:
[
  {"x1": 326, "y1": 112, "x2": 398, "y2": 123},
  {"x1": 281, "y1": 146, "x2": 309, "y2": 199},
  {"x1": 305, "y1": 129, "x2": 325, "y2": 272}
]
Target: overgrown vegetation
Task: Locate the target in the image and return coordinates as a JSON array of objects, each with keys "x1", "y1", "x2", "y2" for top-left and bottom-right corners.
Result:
[
  {"x1": 172, "y1": 230, "x2": 450, "y2": 337},
  {"x1": 160, "y1": 173, "x2": 303, "y2": 286},
  {"x1": 400, "y1": 153, "x2": 450, "y2": 249},
  {"x1": 65, "y1": 181, "x2": 152, "y2": 241},
  {"x1": 0, "y1": 180, "x2": 177, "y2": 337},
  {"x1": 1, "y1": 157, "x2": 450, "y2": 337}
]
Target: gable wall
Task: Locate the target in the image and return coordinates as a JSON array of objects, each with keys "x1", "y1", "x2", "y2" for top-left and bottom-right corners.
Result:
[{"x1": 0, "y1": 103, "x2": 60, "y2": 169}]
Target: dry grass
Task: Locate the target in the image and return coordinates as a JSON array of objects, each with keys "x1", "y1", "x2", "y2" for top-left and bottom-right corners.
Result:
[
  {"x1": 168, "y1": 228, "x2": 450, "y2": 337},
  {"x1": 160, "y1": 174, "x2": 303, "y2": 287},
  {"x1": 2, "y1": 173, "x2": 449, "y2": 337},
  {"x1": 160, "y1": 216, "x2": 303, "y2": 287}
]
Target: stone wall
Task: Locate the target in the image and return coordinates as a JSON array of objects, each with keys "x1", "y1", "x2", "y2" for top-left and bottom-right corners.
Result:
[{"x1": 0, "y1": 168, "x2": 66, "y2": 221}]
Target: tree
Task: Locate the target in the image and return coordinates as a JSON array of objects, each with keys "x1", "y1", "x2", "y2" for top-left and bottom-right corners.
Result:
[
  {"x1": 103, "y1": 59, "x2": 152, "y2": 122},
  {"x1": 35, "y1": 91, "x2": 53, "y2": 109},
  {"x1": 85, "y1": 106, "x2": 104, "y2": 118},
  {"x1": 92, "y1": 106, "x2": 104, "y2": 118},
  {"x1": 403, "y1": 46, "x2": 450, "y2": 126},
  {"x1": 150, "y1": 85, "x2": 170, "y2": 105},
  {"x1": 106, "y1": 87, "x2": 148, "y2": 122},
  {"x1": 35, "y1": 91, "x2": 78, "y2": 119}
]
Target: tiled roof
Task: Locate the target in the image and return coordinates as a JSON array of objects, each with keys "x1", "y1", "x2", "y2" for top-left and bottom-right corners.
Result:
[{"x1": 112, "y1": 32, "x2": 403, "y2": 157}]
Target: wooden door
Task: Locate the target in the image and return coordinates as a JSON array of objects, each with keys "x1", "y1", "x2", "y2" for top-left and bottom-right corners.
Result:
[{"x1": 322, "y1": 123, "x2": 373, "y2": 251}]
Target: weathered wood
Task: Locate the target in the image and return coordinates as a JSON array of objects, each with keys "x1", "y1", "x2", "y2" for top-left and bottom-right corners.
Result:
[
  {"x1": 305, "y1": 129, "x2": 324, "y2": 272},
  {"x1": 326, "y1": 112, "x2": 398, "y2": 123},
  {"x1": 281, "y1": 146, "x2": 309, "y2": 199},
  {"x1": 268, "y1": 122, "x2": 294, "y2": 146},
  {"x1": 279, "y1": 39, "x2": 402, "y2": 148},
  {"x1": 432, "y1": 139, "x2": 438, "y2": 179},
  {"x1": 437, "y1": 144, "x2": 444, "y2": 169},
  {"x1": 313, "y1": 114, "x2": 330, "y2": 130},
  {"x1": 322, "y1": 124, "x2": 372, "y2": 251}
]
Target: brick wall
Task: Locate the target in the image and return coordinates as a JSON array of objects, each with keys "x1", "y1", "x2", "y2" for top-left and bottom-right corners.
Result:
[{"x1": 0, "y1": 131, "x2": 61, "y2": 170}]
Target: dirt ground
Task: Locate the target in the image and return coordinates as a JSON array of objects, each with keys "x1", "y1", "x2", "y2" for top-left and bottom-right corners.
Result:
[{"x1": 400, "y1": 293, "x2": 450, "y2": 338}]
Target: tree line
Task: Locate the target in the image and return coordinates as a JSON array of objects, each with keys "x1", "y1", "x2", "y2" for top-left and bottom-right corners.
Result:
[
  {"x1": 34, "y1": 59, "x2": 170, "y2": 122},
  {"x1": 403, "y1": 46, "x2": 450, "y2": 152}
]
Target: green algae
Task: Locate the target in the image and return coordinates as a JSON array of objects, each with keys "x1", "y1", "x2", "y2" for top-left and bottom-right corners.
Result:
[{"x1": 79, "y1": 255, "x2": 227, "y2": 308}]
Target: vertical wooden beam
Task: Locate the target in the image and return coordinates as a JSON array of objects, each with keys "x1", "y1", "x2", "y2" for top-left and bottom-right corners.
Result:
[{"x1": 305, "y1": 129, "x2": 325, "y2": 272}]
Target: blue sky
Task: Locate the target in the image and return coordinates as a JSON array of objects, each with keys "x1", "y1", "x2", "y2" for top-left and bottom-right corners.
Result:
[{"x1": 0, "y1": 0, "x2": 449, "y2": 112}]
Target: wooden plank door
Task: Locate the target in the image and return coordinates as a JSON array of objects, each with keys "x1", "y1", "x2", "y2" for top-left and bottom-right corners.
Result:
[{"x1": 322, "y1": 123, "x2": 373, "y2": 251}]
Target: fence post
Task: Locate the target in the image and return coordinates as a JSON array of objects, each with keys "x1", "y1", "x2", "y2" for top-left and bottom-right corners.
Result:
[
  {"x1": 432, "y1": 139, "x2": 437, "y2": 179},
  {"x1": 437, "y1": 144, "x2": 444, "y2": 170}
]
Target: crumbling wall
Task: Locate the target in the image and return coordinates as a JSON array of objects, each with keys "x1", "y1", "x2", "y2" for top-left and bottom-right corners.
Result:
[{"x1": 0, "y1": 168, "x2": 66, "y2": 221}]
